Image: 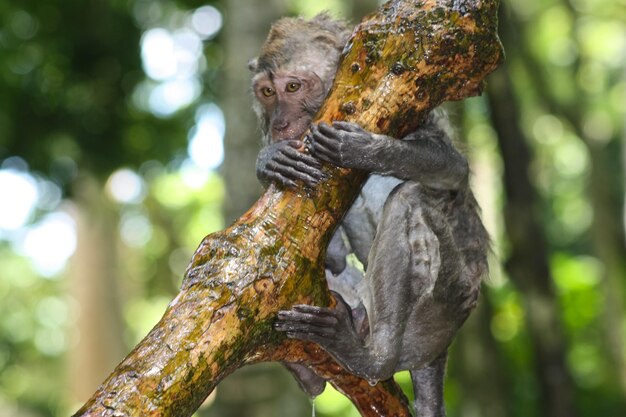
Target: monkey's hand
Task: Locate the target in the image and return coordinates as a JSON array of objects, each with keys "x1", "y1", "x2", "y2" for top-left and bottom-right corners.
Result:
[
  {"x1": 275, "y1": 291, "x2": 369, "y2": 378},
  {"x1": 256, "y1": 139, "x2": 326, "y2": 189},
  {"x1": 309, "y1": 122, "x2": 387, "y2": 171}
]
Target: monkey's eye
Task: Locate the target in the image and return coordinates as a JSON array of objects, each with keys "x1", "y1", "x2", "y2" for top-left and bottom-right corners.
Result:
[
  {"x1": 261, "y1": 87, "x2": 275, "y2": 97},
  {"x1": 286, "y1": 82, "x2": 301, "y2": 93}
]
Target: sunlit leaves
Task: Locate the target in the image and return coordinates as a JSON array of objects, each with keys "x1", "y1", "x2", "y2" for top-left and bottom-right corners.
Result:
[
  {"x1": 577, "y1": 19, "x2": 626, "y2": 68},
  {"x1": 0, "y1": 247, "x2": 69, "y2": 414},
  {"x1": 316, "y1": 384, "x2": 360, "y2": 417},
  {"x1": 552, "y1": 253, "x2": 601, "y2": 329}
]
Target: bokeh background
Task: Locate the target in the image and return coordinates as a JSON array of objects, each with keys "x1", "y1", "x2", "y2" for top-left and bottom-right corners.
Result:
[{"x1": 0, "y1": 0, "x2": 624, "y2": 416}]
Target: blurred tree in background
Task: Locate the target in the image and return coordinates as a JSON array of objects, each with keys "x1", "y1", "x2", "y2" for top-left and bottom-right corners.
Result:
[{"x1": 0, "y1": 0, "x2": 624, "y2": 416}]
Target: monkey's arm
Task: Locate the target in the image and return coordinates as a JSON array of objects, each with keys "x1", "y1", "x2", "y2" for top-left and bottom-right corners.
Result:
[
  {"x1": 256, "y1": 139, "x2": 326, "y2": 188},
  {"x1": 309, "y1": 119, "x2": 468, "y2": 190}
]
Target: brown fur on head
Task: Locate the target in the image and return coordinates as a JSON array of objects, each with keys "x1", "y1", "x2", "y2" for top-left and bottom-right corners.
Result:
[
  {"x1": 249, "y1": 13, "x2": 352, "y2": 88},
  {"x1": 250, "y1": 13, "x2": 352, "y2": 144}
]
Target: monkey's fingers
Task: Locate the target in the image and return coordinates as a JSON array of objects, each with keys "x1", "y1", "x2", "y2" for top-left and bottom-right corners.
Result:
[
  {"x1": 274, "y1": 154, "x2": 325, "y2": 181},
  {"x1": 275, "y1": 321, "x2": 336, "y2": 338},
  {"x1": 263, "y1": 170, "x2": 298, "y2": 189},
  {"x1": 267, "y1": 160, "x2": 321, "y2": 188},
  {"x1": 276, "y1": 310, "x2": 338, "y2": 327},
  {"x1": 269, "y1": 160, "x2": 323, "y2": 187},
  {"x1": 309, "y1": 143, "x2": 339, "y2": 166},
  {"x1": 311, "y1": 127, "x2": 342, "y2": 148},
  {"x1": 279, "y1": 146, "x2": 323, "y2": 170},
  {"x1": 315, "y1": 123, "x2": 344, "y2": 141},
  {"x1": 332, "y1": 121, "x2": 366, "y2": 134},
  {"x1": 291, "y1": 304, "x2": 336, "y2": 316},
  {"x1": 310, "y1": 132, "x2": 339, "y2": 154}
]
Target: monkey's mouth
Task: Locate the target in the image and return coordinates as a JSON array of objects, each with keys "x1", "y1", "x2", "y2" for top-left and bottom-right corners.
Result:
[{"x1": 274, "y1": 117, "x2": 312, "y2": 142}]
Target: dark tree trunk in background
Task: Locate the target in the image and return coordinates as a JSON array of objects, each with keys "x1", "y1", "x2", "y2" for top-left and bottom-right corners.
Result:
[
  {"x1": 447, "y1": 99, "x2": 511, "y2": 417},
  {"x1": 69, "y1": 176, "x2": 126, "y2": 405},
  {"x1": 220, "y1": 0, "x2": 286, "y2": 224},
  {"x1": 587, "y1": 142, "x2": 626, "y2": 393},
  {"x1": 487, "y1": 67, "x2": 577, "y2": 417},
  {"x1": 216, "y1": 1, "x2": 309, "y2": 417},
  {"x1": 501, "y1": 0, "x2": 626, "y2": 393}
]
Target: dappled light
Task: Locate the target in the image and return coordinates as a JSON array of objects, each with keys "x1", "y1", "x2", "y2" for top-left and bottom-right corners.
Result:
[
  {"x1": 19, "y1": 212, "x2": 76, "y2": 277},
  {"x1": 0, "y1": 0, "x2": 625, "y2": 416},
  {"x1": 106, "y1": 168, "x2": 146, "y2": 204},
  {"x1": 188, "y1": 103, "x2": 225, "y2": 171},
  {"x1": 0, "y1": 168, "x2": 38, "y2": 231}
]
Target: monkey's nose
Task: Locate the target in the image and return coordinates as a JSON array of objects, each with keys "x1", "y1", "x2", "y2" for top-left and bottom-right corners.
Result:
[{"x1": 273, "y1": 119, "x2": 290, "y2": 132}]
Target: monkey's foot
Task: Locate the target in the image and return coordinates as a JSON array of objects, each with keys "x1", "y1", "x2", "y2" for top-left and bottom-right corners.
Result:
[
  {"x1": 283, "y1": 362, "x2": 327, "y2": 397},
  {"x1": 275, "y1": 291, "x2": 369, "y2": 377}
]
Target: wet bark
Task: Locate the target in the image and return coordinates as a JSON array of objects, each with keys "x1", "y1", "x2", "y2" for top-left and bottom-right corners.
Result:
[{"x1": 73, "y1": 1, "x2": 503, "y2": 416}]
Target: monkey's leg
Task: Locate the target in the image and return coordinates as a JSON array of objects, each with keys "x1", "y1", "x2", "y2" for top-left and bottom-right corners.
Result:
[
  {"x1": 411, "y1": 351, "x2": 447, "y2": 417},
  {"x1": 276, "y1": 182, "x2": 441, "y2": 382},
  {"x1": 325, "y1": 228, "x2": 349, "y2": 275}
]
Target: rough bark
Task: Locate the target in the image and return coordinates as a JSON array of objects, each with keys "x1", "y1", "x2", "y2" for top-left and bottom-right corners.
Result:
[{"x1": 73, "y1": 1, "x2": 503, "y2": 416}]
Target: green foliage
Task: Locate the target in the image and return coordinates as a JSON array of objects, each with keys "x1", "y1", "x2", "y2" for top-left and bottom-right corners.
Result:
[
  {"x1": 0, "y1": 246, "x2": 68, "y2": 416},
  {"x1": 0, "y1": 0, "x2": 192, "y2": 189}
]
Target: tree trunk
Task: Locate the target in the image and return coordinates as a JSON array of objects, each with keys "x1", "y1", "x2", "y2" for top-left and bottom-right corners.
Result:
[
  {"x1": 73, "y1": 1, "x2": 503, "y2": 416},
  {"x1": 502, "y1": 0, "x2": 626, "y2": 394},
  {"x1": 220, "y1": 0, "x2": 286, "y2": 224},
  {"x1": 487, "y1": 68, "x2": 577, "y2": 417},
  {"x1": 452, "y1": 296, "x2": 512, "y2": 417},
  {"x1": 69, "y1": 176, "x2": 126, "y2": 406},
  {"x1": 588, "y1": 144, "x2": 626, "y2": 393}
]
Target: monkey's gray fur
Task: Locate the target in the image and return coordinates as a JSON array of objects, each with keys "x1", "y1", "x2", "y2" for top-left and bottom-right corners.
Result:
[{"x1": 251, "y1": 14, "x2": 489, "y2": 417}]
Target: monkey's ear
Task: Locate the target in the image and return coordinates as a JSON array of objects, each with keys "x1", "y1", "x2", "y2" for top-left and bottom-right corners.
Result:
[{"x1": 248, "y1": 58, "x2": 259, "y2": 72}]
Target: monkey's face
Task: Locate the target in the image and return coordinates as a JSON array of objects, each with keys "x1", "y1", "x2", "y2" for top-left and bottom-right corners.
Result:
[{"x1": 252, "y1": 70, "x2": 326, "y2": 143}]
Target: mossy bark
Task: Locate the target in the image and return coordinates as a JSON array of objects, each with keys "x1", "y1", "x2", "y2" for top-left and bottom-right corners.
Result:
[{"x1": 73, "y1": 1, "x2": 503, "y2": 416}]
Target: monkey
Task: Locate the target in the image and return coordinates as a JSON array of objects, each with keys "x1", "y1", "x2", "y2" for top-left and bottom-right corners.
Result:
[{"x1": 250, "y1": 14, "x2": 489, "y2": 417}]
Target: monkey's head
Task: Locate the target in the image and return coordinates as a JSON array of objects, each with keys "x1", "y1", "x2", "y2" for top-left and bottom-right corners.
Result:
[{"x1": 249, "y1": 13, "x2": 351, "y2": 143}]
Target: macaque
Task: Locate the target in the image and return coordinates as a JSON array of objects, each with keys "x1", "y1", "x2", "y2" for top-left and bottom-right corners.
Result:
[{"x1": 250, "y1": 14, "x2": 489, "y2": 417}]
